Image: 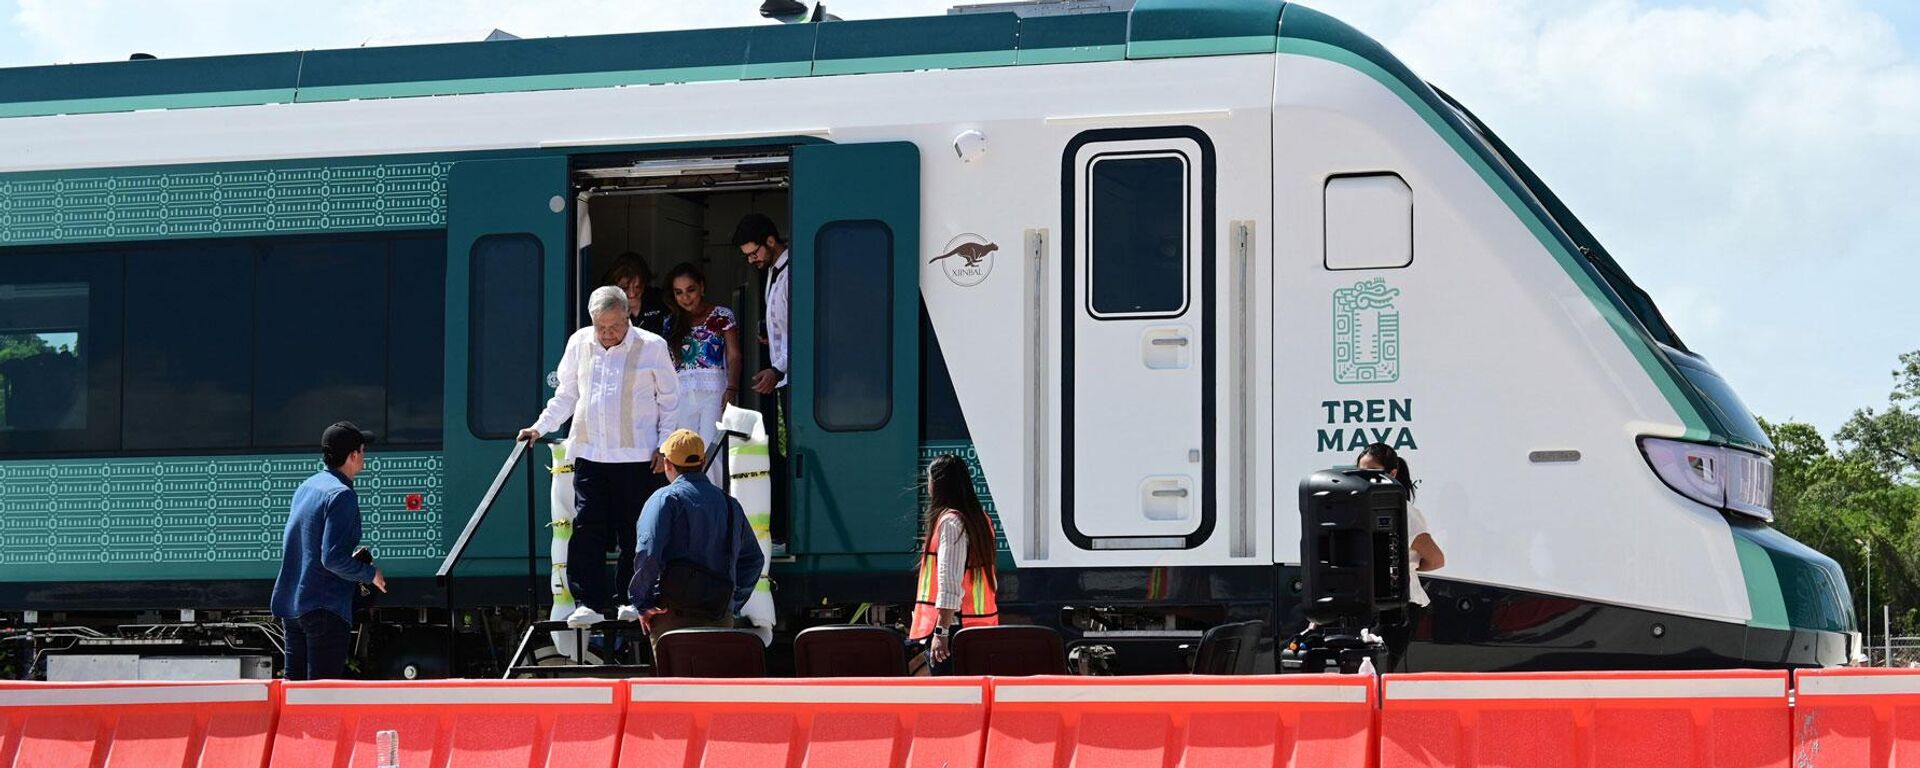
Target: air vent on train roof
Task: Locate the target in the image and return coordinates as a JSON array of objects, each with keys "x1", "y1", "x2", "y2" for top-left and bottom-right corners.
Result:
[
  {"x1": 762, "y1": 1, "x2": 840, "y2": 23},
  {"x1": 949, "y1": 0, "x2": 1134, "y2": 16}
]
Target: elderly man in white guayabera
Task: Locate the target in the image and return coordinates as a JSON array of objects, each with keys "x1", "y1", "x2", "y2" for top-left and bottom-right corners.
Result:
[{"x1": 521, "y1": 285, "x2": 680, "y2": 627}]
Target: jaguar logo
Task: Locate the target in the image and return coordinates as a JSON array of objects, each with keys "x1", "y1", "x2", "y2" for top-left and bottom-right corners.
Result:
[{"x1": 932, "y1": 234, "x2": 996, "y2": 287}]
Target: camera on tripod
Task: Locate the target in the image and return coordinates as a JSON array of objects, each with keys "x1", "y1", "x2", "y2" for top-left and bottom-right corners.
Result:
[{"x1": 1281, "y1": 467, "x2": 1410, "y2": 674}]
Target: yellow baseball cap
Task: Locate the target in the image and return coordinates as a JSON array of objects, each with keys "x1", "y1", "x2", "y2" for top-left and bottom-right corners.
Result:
[{"x1": 660, "y1": 428, "x2": 706, "y2": 468}]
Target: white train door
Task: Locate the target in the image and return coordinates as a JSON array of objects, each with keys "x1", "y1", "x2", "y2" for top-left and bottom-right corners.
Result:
[{"x1": 1061, "y1": 128, "x2": 1216, "y2": 551}]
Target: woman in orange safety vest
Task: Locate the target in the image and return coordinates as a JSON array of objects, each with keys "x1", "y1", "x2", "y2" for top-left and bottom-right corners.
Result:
[{"x1": 908, "y1": 454, "x2": 1000, "y2": 674}]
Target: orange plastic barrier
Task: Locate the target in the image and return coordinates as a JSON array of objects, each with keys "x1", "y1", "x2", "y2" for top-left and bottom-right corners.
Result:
[
  {"x1": 1792, "y1": 667, "x2": 1920, "y2": 767},
  {"x1": 268, "y1": 679, "x2": 624, "y2": 768},
  {"x1": 619, "y1": 677, "x2": 988, "y2": 768},
  {"x1": 983, "y1": 674, "x2": 1376, "y2": 768},
  {"x1": 1379, "y1": 670, "x2": 1791, "y2": 768},
  {"x1": 0, "y1": 680, "x2": 276, "y2": 768}
]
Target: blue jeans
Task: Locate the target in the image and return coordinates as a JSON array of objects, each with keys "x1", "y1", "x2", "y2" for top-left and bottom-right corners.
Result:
[{"x1": 284, "y1": 610, "x2": 353, "y2": 680}]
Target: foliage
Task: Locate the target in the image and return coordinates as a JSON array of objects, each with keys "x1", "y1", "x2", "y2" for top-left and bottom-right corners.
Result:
[
  {"x1": 1768, "y1": 350, "x2": 1920, "y2": 635},
  {"x1": 0, "y1": 334, "x2": 56, "y2": 427}
]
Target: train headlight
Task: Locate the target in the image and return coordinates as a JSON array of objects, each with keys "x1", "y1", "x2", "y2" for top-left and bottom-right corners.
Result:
[{"x1": 1640, "y1": 437, "x2": 1773, "y2": 521}]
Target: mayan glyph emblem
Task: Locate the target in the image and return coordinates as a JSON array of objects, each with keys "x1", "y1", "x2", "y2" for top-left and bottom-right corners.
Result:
[{"x1": 1332, "y1": 277, "x2": 1401, "y2": 384}]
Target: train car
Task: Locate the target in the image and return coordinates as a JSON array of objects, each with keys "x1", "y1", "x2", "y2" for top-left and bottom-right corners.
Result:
[{"x1": 0, "y1": 0, "x2": 1853, "y2": 677}]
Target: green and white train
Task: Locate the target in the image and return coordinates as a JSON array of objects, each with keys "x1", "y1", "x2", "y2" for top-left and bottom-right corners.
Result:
[{"x1": 0, "y1": 0, "x2": 1853, "y2": 676}]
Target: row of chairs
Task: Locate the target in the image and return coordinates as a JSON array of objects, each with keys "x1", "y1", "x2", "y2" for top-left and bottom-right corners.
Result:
[{"x1": 655, "y1": 621, "x2": 1265, "y2": 678}]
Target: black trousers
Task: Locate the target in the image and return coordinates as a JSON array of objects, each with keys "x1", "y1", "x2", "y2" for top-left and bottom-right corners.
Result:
[
  {"x1": 1379, "y1": 602, "x2": 1427, "y2": 672},
  {"x1": 769, "y1": 386, "x2": 790, "y2": 543},
  {"x1": 283, "y1": 610, "x2": 352, "y2": 680},
  {"x1": 571, "y1": 458, "x2": 665, "y2": 613}
]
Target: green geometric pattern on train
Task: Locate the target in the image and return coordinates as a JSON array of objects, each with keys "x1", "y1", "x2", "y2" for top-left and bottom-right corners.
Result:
[
  {"x1": 1333, "y1": 277, "x2": 1402, "y2": 384},
  {"x1": 0, "y1": 161, "x2": 451, "y2": 246},
  {"x1": 0, "y1": 453, "x2": 444, "y2": 566},
  {"x1": 916, "y1": 441, "x2": 1009, "y2": 553}
]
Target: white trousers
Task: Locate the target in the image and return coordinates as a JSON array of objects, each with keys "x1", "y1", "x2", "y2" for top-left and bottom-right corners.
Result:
[{"x1": 675, "y1": 381, "x2": 728, "y2": 484}]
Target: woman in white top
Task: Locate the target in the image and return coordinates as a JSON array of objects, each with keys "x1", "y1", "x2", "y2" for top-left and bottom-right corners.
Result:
[
  {"x1": 661, "y1": 263, "x2": 740, "y2": 480},
  {"x1": 907, "y1": 454, "x2": 1000, "y2": 675},
  {"x1": 1357, "y1": 442, "x2": 1443, "y2": 670}
]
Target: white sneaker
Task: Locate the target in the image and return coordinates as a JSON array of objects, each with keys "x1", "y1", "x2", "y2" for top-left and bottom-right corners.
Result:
[
  {"x1": 565, "y1": 606, "x2": 605, "y2": 628},
  {"x1": 615, "y1": 605, "x2": 640, "y2": 622}
]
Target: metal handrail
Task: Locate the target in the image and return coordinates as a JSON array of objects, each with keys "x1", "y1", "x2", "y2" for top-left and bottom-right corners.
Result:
[
  {"x1": 437, "y1": 436, "x2": 551, "y2": 675},
  {"x1": 436, "y1": 427, "x2": 749, "y2": 675},
  {"x1": 436, "y1": 437, "x2": 542, "y2": 584}
]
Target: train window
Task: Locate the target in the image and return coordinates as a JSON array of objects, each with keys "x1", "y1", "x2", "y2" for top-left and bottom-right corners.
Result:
[
  {"x1": 0, "y1": 283, "x2": 92, "y2": 433},
  {"x1": 1324, "y1": 173, "x2": 1413, "y2": 270},
  {"x1": 469, "y1": 234, "x2": 542, "y2": 440},
  {"x1": 123, "y1": 245, "x2": 254, "y2": 451},
  {"x1": 813, "y1": 220, "x2": 892, "y2": 432},
  {"x1": 1087, "y1": 153, "x2": 1189, "y2": 318},
  {"x1": 254, "y1": 240, "x2": 389, "y2": 448},
  {"x1": 386, "y1": 237, "x2": 447, "y2": 446},
  {"x1": 0, "y1": 250, "x2": 123, "y2": 455}
]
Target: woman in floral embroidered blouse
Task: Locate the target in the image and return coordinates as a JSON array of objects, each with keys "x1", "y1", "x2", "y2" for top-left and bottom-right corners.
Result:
[{"x1": 663, "y1": 263, "x2": 741, "y2": 456}]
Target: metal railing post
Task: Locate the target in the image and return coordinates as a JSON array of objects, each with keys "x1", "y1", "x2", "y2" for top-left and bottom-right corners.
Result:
[
  {"x1": 526, "y1": 446, "x2": 539, "y2": 621},
  {"x1": 438, "y1": 437, "x2": 542, "y2": 678}
]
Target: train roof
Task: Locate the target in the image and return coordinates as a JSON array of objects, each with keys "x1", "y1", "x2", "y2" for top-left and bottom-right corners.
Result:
[{"x1": 0, "y1": 0, "x2": 1330, "y2": 120}]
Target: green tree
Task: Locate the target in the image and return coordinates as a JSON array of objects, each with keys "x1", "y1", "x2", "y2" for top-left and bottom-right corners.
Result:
[
  {"x1": 0, "y1": 333, "x2": 55, "y2": 428},
  {"x1": 1836, "y1": 351, "x2": 1920, "y2": 482},
  {"x1": 1769, "y1": 349, "x2": 1920, "y2": 637}
]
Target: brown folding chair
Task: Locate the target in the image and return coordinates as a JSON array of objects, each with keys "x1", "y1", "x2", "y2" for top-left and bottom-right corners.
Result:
[
  {"x1": 652, "y1": 628, "x2": 766, "y2": 678},
  {"x1": 793, "y1": 625, "x2": 908, "y2": 677},
  {"x1": 951, "y1": 625, "x2": 1067, "y2": 677}
]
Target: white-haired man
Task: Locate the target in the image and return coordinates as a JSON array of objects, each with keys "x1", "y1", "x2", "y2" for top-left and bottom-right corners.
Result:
[{"x1": 521, "y1": 285, "x2": 680, "y2": 626}]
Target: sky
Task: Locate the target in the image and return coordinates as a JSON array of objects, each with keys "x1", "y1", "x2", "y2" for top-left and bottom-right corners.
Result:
[{"x1": 0, "y1": 0, "x2": 1914, "y2": 439}]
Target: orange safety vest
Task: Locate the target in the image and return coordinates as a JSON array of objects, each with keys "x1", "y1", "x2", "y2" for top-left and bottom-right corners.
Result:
[{"x1": 909, "y1": 510, "x2": 1000, "y2": 641}]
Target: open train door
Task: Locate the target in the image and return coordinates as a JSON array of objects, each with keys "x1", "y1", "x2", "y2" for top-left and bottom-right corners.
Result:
[
  {"x1": 443, "y1": 157, "x2": 571, "y2": 571},
  {"x1": 788, "y1": 142, "x2": 921, "y2": 557}
]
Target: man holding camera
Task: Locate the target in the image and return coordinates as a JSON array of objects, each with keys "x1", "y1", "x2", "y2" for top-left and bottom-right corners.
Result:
[{"x1": 271, "y1": 421, "x2": 387, "y2": 680}]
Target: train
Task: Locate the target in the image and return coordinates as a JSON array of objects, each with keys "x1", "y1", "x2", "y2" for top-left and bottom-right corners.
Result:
[{"x1": 0, "y1": 0, "x2": 1853, "y2": 678}]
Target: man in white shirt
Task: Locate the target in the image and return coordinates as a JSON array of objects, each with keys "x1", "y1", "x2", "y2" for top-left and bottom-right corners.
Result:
[
  {"x1": 521, "y1": 285, "x2": 680, "y2": 626},
  {"x1": 733, "y1": 213, "x2": 791, "y2": 544},
  {"x1": 733, "y1": 213, "x2": 789, "y2": 397}
]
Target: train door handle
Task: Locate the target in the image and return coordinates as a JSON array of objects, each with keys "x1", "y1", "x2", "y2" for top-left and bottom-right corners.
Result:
[{"x1": 1143, "y1": 328, "x2": 1193, "y2": 370}]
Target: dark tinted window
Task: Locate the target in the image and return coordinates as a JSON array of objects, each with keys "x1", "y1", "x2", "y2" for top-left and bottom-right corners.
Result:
[
  {"x1": 1088, "y1": 154, "x2": 1187, "y2": 317},
  {"x1": 469, "y1": 235, "x2": 541, "y2": 439},
  {"x1": 123, "y1": 244, "x2": 253, "y2": 450},
  {"x1": 0, "y1": 233, "x2": 444, "y2": 457},
  {"x1": 0, "y1": 251, "x2": 122, "y2": 453},
  {"x1": 813, "y1": 220, "x2": 891, "y2": 432},
  {"x1": 254, "y1": 240, "x2": 388, "y2": 448},
  {"x1": 387, "y1": 237, "x2": 446, "y2": 445}
]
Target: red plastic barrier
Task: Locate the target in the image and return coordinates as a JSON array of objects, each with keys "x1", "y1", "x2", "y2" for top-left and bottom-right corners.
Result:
[
  {"x1": 0, "y1": 680, "x2": 276, "y2": 768},
  {"x1": 983, "y1": 674, "x2": 1376, "y2": 768},
  {"x1": 1379, "y1": 670, "x2": 1790, "y2": 768},
  {"x1": 268, "y1": 679, "x2": 623, "y2": 768},
  {"x1": 619, "y1": 677, "x2": 988, "y2": 768},
  {"x1": 1792, "y1": 667, "x2": 1920, "y2": 767}
]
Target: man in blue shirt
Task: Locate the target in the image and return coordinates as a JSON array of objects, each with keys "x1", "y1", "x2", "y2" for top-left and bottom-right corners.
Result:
[
  {"x1": 628, "y1": 429, "x2": 763, "y2": 650},
  {"x1": 271, "y1": 422, "x2": 387, "y2": 680}
]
